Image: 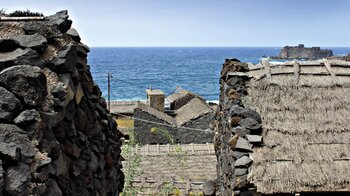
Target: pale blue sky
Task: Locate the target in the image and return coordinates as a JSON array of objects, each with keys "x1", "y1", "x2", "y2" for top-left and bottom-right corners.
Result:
[{"x1": 2, "y1": 0, "x2": 350, "y2": 47}]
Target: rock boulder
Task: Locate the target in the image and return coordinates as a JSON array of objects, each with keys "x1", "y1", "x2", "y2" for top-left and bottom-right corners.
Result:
[{"x1": 0, "y1": 65, "x2": 47, "y2": 107}]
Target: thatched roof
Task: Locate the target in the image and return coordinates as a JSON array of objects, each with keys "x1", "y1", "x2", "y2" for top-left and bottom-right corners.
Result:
[
  {"x1": 0, "y1": 21, "x2": 26, "y2": 38},
  {"x1": 175, "y1": 98, "x2": 213, "y2": 126},
  {"x1": 247, "y1": 60, "x2": 350, "y2": 193}
]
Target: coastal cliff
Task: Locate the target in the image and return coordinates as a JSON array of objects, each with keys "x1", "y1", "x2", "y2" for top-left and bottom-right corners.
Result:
[
  {"x1": 275, "y1": 44, "x2": 333, "y2": 60},
  {"x1": 0, "y1": 11, "x2": 124, "y2": 195}
]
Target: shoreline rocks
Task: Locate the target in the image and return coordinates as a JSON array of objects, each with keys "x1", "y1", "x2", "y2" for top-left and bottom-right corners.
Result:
[{"x1": 272, "y1": 44, "x2": 333, "y2": 60}]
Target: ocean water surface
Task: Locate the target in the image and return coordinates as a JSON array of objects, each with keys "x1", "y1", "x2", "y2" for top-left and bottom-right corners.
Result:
[{"x1": 88, "y1": 47, "x2": 350, "y2": 101}]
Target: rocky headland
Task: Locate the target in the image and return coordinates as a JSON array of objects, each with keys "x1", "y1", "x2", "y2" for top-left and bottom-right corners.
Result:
[
  {"x1": 0, "y1": 10, "x2": 124, "y2": 195},
  {"x1": 273, "y1": 44, "x2": 333, "y2": 60}
]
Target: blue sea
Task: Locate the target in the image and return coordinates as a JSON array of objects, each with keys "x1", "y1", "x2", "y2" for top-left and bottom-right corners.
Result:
[{"x1": 88, "y1": 47, "x2": 350, "y2": 101}]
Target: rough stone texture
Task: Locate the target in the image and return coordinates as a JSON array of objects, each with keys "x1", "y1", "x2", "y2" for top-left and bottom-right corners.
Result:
[
  {"x1": 0, "y1": 39, "x2": 19, "y2": 52},
  {"x1": 235, "y1": 137, "x2": 253, "y2": 152},
  {"x1": 0, "y1": 65, "x2": 47, "y2": 107},
  {"x1": 0, "y1": 48, "x2": 44, "y2": 71},
  {"x1": 275, "y1": 44, "x2": 333, "y2": 60},
  {"x1": 234, "y1": 156, "x2": 252, "y2": 167},
  {"x1": 4, "y1": 163, "x2": 31, "y2": 195},
  {"x1": 66, "y1": 28, "x2": 81, "y2": 42},
  {"x1": 246, "y1": 135, "x2": 262, "y2": 144},
  {"x1": 13, "y1": 33, "x2": 48, "y2": 52},
  {"x1": 0, "y1": 87, "x2": 22, "y2": 122},
  {"x1": 14, "y1": 109, "x2": 40, "y2": 127},
  {"x1": 0, "y1": 10, "x2": 124, "y2": 196},
  {"x1": 203, "y1": 180, "x2": 216, "y2": 196},
  {"x1": 214, "y1": 59, "x2": 262, "y2": 195},
  {"x1": 239, "y1": 117, "x2": 261, "y2": 130},
  {"x1": 0, "y1": 160, "x2": 3, "y2": 191},
  {"x1": 0, "y1": 124, "x2": 36, "y2": 161}
]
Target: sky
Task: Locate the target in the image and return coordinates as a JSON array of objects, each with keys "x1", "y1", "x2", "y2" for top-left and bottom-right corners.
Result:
[{"x1": 2, "y1": 0, "x2": 350, "y2": 47}]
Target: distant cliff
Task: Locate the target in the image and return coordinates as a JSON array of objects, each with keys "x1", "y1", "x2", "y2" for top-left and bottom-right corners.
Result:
[{"x1": 274, "y1": 44, "x2": 333, "y2": 60}]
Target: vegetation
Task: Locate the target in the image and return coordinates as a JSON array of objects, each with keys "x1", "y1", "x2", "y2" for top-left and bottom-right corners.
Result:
[
  {"x1": 121, "y1": 127, "x2": 203, "y2": 195},
  {"x1": 8, "y1": 9, "x2": 43, "y2": 17},
  {"x1": 120, "y1": 134, "x2": 143, "y2": 196}
]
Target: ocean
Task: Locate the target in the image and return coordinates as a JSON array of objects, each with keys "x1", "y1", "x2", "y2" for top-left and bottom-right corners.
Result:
[{"x1": 88, "y1": 47, "x2": 350, "y2": 101}]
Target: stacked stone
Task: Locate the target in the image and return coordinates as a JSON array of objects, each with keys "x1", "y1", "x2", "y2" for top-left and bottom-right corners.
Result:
[
  {"x1": 214, "y1": 59, "x2": 262, "y2": 195},
  {"x1": 0, "y1": 11, "x2": 124, "y2": 195}
]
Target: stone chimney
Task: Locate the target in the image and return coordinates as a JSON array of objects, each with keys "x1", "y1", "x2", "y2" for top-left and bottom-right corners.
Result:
[{"x1": 146, "y1": 89, "x2": 164, "y2": 112}]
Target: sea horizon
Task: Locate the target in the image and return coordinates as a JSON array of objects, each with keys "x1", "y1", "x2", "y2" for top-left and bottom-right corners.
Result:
[{"x1": 88, "y1": 47, "x2": 350, "y2": 101}]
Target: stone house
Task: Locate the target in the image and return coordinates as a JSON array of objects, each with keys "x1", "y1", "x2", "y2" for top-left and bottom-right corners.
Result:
[
  {"x1": 215, "y1": 58, "x2": 350, "y2": 196},
  {"x1": 167, "y1": 89, "x2": 203, "y2": 110},
  {"x1": 134, "y1": 89, "x2": 215, "y2": 144}
]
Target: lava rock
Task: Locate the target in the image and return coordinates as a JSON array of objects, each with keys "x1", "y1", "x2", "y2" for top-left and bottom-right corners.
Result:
[
  {"x1": 0, "y1": 124, "x2": 36, "y2": 160},
  {"x1": 232, "y1": 126, "x2": 250, "y2": 136},
  {"x1": 66, "y1": 28, "x2": 81, "y2": 42},
  {"x1": 45, "y1": 178, "x2": 62, "y2": 196},
  {"x1": 239, "y1": 117, "x2": 261, "y2": 130},
  {"x1": 0, "y1": 160, "x2": 3, "y2": 190},
  {"x1": 14, "y1": 109, "x2": 41, "y2": 127},
  {"x1": 47, "y1": 10, "x2": 72, "y2": 33},
  {"x1": 13, "y1": 33, "x2": 48, "y2": 52},
  {"x1": 234, "y1": 156, "x2": 252, "y2": 167},
  {"x1": 234, "y1": 168, "x2": 248, "y2": 176},
  {"x1": 40, "y1": 111, "x2": 65, "y2": 129},
  {"x1": 51, "y1": 82, "x2": 67, "y2": 101},
  {"x1": 4, "y1": 163, "x2": 31, "y2": 195},
  {"x1": 0, "y1": 142, "x2": 21, "y2": 161},
  {"x1": 0, "y1": 48, "x2": 44, "y2": 71},
  {"x1": 233, "y1": 151, "x2": 249, "y2": 160},
  {"x1": 23, "y1": 21, "x2": 62, "y2": 38},
  {"x1": 203, "y1": 180, "x2": 216, "y2": 196},
  {"x1": 0, "y1": 39, "x2": 20, "y2": 52},
  {"x1": 235, "y1": 137, "x2": 253, "y2": 152},
  {"x1": 246, "y1": 135, "x2": 262, "y2": 144},
  {"x1": 88, "y1": 152, "x2": 99, "y2": 172},
  {"x1": 0, "y1": 87, "x2": 22, "y2": 122},
  {"x1": 240, "y1": 108, "x2": 262, "y2": 123},
  {"x1": 50, "y1": 43, "x2": 77, "y2": 74},
  {"x1": 76, "y1": 44, "x2": 88, "y2": 58},
  {"x1": 0, "y1": 65, "x2": 47, "y2": 107}
]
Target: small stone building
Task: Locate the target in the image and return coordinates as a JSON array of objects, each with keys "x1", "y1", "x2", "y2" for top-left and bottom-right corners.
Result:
[
  {"x1": 167, "y1": 89, "x2": 203, "y2": 110},
  {"x1": 134, "y1": 95, "x2": 215, "y2": 144},
  {"x1": 215, "y1": 58, "x2": 350, "y2": 195}
]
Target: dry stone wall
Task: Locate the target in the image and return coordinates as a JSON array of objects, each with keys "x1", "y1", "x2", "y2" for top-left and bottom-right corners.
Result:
[
  {"x1": 0, "y1": 11, "x2": 124, "y2": 195},
  {"x1": 214, "y1": 59, "x2": 262, "y2": 196}
]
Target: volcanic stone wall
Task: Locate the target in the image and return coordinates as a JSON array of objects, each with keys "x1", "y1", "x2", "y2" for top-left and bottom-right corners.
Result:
[
  {"x1": 0, "y1": 11, "x2": 124, "y2": 195},
  {"x1": 214, "y1": 59, "x2": 262, "y2": 195}
]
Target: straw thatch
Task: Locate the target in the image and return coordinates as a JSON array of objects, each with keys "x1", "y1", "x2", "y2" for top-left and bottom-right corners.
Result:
[
  {"x1": 0, "y1": 22, "x2": 26, "y2": 38},
  {"x1": 247, "y1": 60, "x2": 350, "y2": 194}
]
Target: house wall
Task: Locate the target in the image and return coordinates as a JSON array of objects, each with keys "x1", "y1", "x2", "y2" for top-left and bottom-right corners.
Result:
[
  {"x1": 134, "y1": 109, "x2": 214, "y2": 144},
  {"x1": 170, "y1": 94, "x2": 195, "y2": 110},
  {"x1": 214, "y1": 59, "x2": 263, "y2": 195}
]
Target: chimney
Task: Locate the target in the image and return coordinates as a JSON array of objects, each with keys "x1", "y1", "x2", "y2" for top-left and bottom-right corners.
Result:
[{"x1": 146, "y1": 89, "x2": 164, "y2": 112}]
